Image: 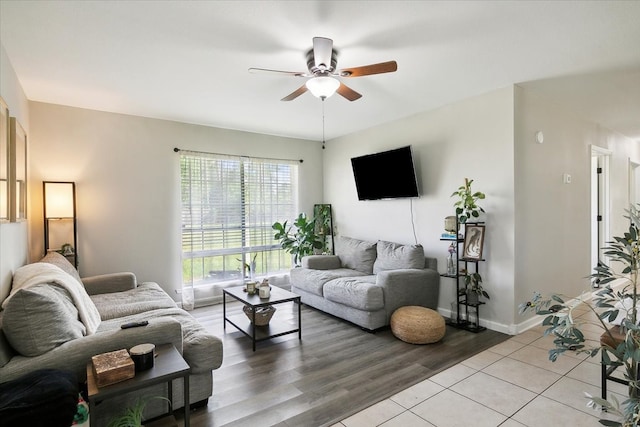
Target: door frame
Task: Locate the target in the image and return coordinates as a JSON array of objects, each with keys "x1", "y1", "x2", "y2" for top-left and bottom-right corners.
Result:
[{"x1": 591, "y1": 145, "x2": 612, "y2": 277}]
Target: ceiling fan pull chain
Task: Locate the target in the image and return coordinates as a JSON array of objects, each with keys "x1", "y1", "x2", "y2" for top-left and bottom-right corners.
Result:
[{"x1": 322, "y1": 99, "x2": 326, "y2": 150}]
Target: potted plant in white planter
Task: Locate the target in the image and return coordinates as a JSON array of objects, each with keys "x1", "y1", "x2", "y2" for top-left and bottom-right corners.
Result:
[
  {"x1": 520, "y1": 205, "x2": 640, "y2": 427},
  {"x1": 451, "y1": 178, "x2": 486, "y2": 223}
]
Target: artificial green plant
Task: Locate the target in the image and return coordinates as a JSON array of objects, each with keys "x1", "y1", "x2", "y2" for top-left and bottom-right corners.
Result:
[
  {"x1": 520, "y1": 205, "x2": 640, "y2": 427},
  {"x1": 107, "y1": 396, "x2": 170, "y2": 427},
  {"x1": 272, "y1": 213, "x2": 323, "y2": 266},
  {"x1": 451, "y1": 178, "x2": 486, "y2": 223}
]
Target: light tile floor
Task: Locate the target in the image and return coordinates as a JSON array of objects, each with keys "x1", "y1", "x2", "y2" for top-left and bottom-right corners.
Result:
[{"x1": 332, "y1": 305, "x2": 628, "y2": 427}]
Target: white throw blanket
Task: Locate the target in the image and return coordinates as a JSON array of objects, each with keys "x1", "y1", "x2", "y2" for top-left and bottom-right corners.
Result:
[{"x1": 3, "y1": 263, "x2": 102, "y2": 335}]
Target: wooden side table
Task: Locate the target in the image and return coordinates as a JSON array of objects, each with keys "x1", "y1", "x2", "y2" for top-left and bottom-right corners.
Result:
[{"x1": 86, "y1": 344, "x2": 190, "y2": 427}]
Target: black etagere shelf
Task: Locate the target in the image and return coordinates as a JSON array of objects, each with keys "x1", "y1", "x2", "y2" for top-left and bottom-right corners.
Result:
[{"x1": 440, "y1": 217, "x2": 486, "y2": 333}]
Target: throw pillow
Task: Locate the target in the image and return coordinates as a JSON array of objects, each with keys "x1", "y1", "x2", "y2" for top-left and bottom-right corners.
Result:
[
  {"x1": 335, "y1": 236, "x2": 377, "y2": 274},
  {"x1": 2, "y1": 284, "x2": 86, "y2": 357},
  {"x1": 0, "y1": 312, "x2": 15, "y2": 368},
  {"x1": 39, "y1": 252, "x2": 82, "y2": 284},
  {"x1": 373, "y1": 240, "x2": 425, "y2": 274}
]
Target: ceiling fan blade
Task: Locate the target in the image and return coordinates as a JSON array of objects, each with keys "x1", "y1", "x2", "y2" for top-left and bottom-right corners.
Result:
[
  {"x1": 336, "y1": 83, "x2": 362, "y2": 101},
  {"x1": 313, "y1": 37, "x2": 334, "y2": 71},
  {"x1": 339, "y1": 61, "x2": 398, "y2": 77},
  {"x1": 249, "y1": 67, "x2": 308, "y2": 77},
  {"x1": 281, "y1": 85, "x2": 309, "y2": 101}
]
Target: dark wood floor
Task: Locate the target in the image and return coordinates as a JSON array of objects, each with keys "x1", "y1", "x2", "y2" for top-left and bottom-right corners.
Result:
[{"x1": 181, "y1": 299, "x2": 509, "y2": 427}]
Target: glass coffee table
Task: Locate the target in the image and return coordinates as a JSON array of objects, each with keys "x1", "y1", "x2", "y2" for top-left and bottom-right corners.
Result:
[{"x1": 223, "y1": 285, "x2": 301, "y2": 351}]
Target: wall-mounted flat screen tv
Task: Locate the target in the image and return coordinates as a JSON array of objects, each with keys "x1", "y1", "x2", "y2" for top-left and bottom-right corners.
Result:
[{"x1": 351, "y1": 146, "x2": 419, "y2": 200}]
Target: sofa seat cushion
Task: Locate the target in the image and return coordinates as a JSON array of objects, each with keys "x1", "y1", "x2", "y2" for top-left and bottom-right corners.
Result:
[
  {"x1": 323, "y1": 276, "x2": 384, "y2": 311},
  {"x1": 335, "y1": 236, "x2": 377, "y2": 274},
  {"x1": 373, "y1": 240, "x2": 425, "y2": 274},
  {"x1": 2, "y1": 284, "x2": 86, "y2": 357},
  {"x1": 90, "y1": 282, "x2": 177, "y2": 320},
  {"x1": 290, "y1": 267, "x2": 367, "y2": 297}
]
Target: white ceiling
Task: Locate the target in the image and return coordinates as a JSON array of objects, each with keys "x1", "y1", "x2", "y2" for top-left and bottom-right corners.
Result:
[{"x1": 1, "y1": 1, "x2": 639, "y2": 142}]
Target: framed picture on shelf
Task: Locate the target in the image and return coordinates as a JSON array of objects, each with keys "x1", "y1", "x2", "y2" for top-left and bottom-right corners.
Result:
[{"x1": 462, "y1": 224, "x2": 485, "y2": 260}]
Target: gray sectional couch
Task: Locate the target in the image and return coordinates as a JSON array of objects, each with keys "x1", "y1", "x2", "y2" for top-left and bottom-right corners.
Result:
[
  {"x1": 291, "y1": 236, "x2": 440, "y2": 330},
  {"x1": 0, "y1": 252, "x2": 222, "y2": 426}
]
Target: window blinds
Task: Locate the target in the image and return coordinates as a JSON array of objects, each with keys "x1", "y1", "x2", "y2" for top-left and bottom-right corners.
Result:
[{"x1": 180, "y1": 150, "x2": 298, "y2": 307}]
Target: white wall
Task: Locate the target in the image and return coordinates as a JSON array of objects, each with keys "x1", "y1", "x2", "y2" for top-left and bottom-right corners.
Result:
[
  {"x1": 0, "y1": 44, "x2": 29, "y2": 301},
  {"x1": 513, "y1": 86, "x2": 639, "y2": 332},
  {"x1": 324, "y1": 87, "x2": 516, "y2": 332},
  {"x1": 28, "y1": 102, "x2": 323, "y2": 300}
]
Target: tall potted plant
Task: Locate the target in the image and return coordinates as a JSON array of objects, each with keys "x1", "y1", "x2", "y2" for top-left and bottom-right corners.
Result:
[
  {"x1": 520, "y1": 205, "x2": 640, "y2": 426},
  {"x1": 451, "y1": 178, "x2": 486, "y2": 223},
  {"x1": 273, "y1": 213, "x2": 323, "y2": 266}
]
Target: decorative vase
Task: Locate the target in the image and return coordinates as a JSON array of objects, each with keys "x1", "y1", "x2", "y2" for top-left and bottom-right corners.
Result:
[
  {"x1": 446, "y1": 243, "x2": 456, "y2": 275},
  {"x1": 444, "y1": 216, "x2": 457, "y2": 233},
  {"x1": 466, "y1": 290, "x2": 479, "y2": 305}
]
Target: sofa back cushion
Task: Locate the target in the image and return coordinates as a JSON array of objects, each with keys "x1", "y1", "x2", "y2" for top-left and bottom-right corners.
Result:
[
  {"x1": 2, "y1": 284, "x2": 86, "y2": 356},
  {"x1": 373, "y1": 240, "x2": 425, "y2": 274},
  {"x1": 335, "y1": 236, "x2": 377, "y2": 274},
  {"x1": 39, "y1": 252, "x2": 82, "y2": 284}
]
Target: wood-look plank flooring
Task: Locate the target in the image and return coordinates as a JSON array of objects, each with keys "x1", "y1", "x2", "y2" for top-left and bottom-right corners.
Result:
[{"x1": 180, "y1": 298, "x2": 509, "y2": 427}]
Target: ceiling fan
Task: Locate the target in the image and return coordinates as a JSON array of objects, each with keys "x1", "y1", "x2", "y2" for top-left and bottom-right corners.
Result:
[{"x1": 249, "y1": 37, "x2": 397, "y2": 102}]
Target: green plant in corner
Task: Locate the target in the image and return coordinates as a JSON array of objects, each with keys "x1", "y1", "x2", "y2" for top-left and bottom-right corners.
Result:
[
  {"x1": 519, "y1": 205, "x2": 640, "y2": 427},
  {"x1": 273, "y1": 213, "x2": 323, "y2": 266},
  {"x1": 451, "y1": 178, "x2": 486, "y2": 223},
  {"x1": 463, "y1": 271, "x2": 490, "y2": 300},
  {"x1": 107, "y1": 396, "x2": 170, "y2": 427}
]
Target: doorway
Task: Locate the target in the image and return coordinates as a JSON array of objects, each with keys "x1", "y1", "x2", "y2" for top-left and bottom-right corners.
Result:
[
  {"x1": 591, "y1": 146, "x2": 611, "y2": 285},
  {"x1": 629, "y1": 159, "x2": 640, "y2": 208}
]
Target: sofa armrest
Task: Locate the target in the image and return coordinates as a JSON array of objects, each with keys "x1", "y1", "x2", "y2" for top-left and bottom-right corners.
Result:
[
  {"x1": 302, "y1": 255, "x2": 342, "y2": 270},
  {"x1": 82, "y1": 272, "x2": 137, "y2": 295},
  {"x1": 376, "y1": 268, "x2": 440, "y2": 318},
  {"x1": 0, "y1": 317, "x2": 183, "y2": 384},
  {"x1": 424, "y1": 257, "x2": 438, "y2": 271}
]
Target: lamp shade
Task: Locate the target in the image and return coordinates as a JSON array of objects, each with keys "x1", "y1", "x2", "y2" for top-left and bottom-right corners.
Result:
[
  {"x1": 305, "y1": 76, "x2": 340, "y2": 99},
  {"x1": 44, "y1": 182, "x2": 75, "y2": 218}
]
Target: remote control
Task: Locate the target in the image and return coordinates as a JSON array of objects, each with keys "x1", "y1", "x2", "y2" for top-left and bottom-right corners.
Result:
[{"x1": 120, "y1": 320, "x2": 149, "y2": 329}]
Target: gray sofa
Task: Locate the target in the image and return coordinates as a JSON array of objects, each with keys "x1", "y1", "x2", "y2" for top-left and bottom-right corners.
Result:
[
  {"x1": 291, "y1": 236, "x2": 440, "y2": 330},
  {"x1": 0, "y1": 252, "x2": 223, "y2": 426}
]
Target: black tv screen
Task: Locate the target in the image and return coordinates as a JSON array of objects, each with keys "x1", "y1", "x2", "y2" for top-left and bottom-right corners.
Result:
[{"x1": 351, "y1": 146, "x2": 419, "y2": 200}]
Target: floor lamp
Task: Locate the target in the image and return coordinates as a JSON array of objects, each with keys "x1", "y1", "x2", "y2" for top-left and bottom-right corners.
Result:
[{"x1": 43, "y1": 181, "x2": 77, "y2": 268}]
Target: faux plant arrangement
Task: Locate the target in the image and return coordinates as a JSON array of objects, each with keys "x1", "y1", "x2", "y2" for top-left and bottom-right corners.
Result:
[
  {"x1": 107, "y1": 396, "x2": 170, "y2": 427},
  {"x1": 273, "y1": 213, "x2": 323, "y2": 266},
  {"x1": 520, "y1": 206, "x2": 640, "y2": 427},
  {"x1": 460, "y1": 270, "x2": 490, "y2": 305},
  {"x1": 451, "y1": 178, "x2": 486, "y2": 223}
]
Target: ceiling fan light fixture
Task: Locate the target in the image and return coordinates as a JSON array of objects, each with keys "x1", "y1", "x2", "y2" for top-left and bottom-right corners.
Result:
[{"x1": 305, "y1": 76, "x2": 340, "y2": 99}]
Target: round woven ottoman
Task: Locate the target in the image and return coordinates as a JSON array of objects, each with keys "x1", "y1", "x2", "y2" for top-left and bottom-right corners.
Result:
[{"x1": 390, "y1": 306, "x2": 446, "y2": 344}]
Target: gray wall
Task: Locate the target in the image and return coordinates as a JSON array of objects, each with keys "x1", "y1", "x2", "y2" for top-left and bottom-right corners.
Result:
[
  {"x1": 324, "y1": 84, "x2": 639, "y2": 333},
  {"x1": 324, "y1": 86, "x2": 516, "y2": 332},
  {"x1": 0, "y1": 45, "x2": 29, "y2": 302},
  {"x1": 27, "y1": 102, "x2": 324, "y2": 300}
]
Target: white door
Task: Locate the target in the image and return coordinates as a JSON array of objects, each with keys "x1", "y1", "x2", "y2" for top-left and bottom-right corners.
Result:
[{"x1": 591, "y1": 146, "x2": 611, "y2": 286}]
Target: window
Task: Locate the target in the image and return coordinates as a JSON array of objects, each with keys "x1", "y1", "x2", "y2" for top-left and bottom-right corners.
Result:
[{"x1": 180, "y1": 151, "x2": 298, "y2": 307}]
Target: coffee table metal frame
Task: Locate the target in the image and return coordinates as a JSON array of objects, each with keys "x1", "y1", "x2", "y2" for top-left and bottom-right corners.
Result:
[
  {"x1": 86, "y1": 343, "x2": 190, "y2": 427},
  {"x1": 223, "y1": 285, "x2": 301, "y2": 351}
]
